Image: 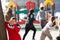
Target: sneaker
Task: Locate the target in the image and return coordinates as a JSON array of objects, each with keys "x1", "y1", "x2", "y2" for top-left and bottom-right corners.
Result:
[
  {"x1": 56, "y1": 36, "x2": 60, "y2": 40},
  {"x1": 32, "y1": 39, "x2": 35, "y2": 40}
]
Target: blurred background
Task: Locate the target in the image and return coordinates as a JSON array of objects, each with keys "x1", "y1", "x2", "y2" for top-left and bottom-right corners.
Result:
[
  {"x1": 1, "y1": 0, "x2": 60, "y2": 40},
  {"x1": 1, "y1": 0, "x2": 60, "y2": 13},
  {"x1": 1, "y1": 0, "x2": 60, "y2": 29}
]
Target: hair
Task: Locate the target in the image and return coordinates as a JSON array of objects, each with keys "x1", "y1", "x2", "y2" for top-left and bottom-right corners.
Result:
[
  {"x1": 12, "y1": 18, "x2": 16, "y2": 20},
  {"x1": 51, "y1": 16, "x2": 55, "y2": 22},
  {"x1": 10, "y1": 6, "x2": 13, "y2": 8},
  {"x1": 51, "y1": 17, "x2": 56, "y2": 26},
  {"x1": 40, "y1": 7, "x2": 44, "y2": 10},
  {"x1": 10, "y1": 17, "x2": 16, "y2": 21},
  {"x1": 30, "y1": 10, "x2": 34, "y2": 14}
]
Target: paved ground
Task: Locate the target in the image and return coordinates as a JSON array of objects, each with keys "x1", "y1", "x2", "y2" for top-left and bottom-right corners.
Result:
[
  {"x1": 7, "y1": 24, "x2": 59, "y2": 40},
  {"x1": 19, "y1": 29, "x2": 59, "y2": 40}
]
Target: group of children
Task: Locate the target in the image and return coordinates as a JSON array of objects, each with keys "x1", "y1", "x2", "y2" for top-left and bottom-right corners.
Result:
[
  {"x1": 40, "y1": 16, "x2": 56, "y2": 40},
  {"x1": 5, "y1": 9, "x2": 57, "y2": 40},
  {"x1": 5, "y1": 0, "x2": 60, "y2": 40}
]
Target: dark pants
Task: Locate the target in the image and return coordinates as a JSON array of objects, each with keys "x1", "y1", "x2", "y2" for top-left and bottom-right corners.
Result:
[
  {"x1": 56, "y1": 36, "x2": 60, "y2": 40},
  {"x1": 23, "y1": 23, "x2": 36, "y2": 40},
  {"x1": 41, "y1": 20, "x2": 47, "y2": 29}
]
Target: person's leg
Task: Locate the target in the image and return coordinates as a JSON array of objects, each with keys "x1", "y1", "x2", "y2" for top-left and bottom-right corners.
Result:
[
  {"x1": 47, "y1": 31, "x2": 52, "y2": 40},
  {"x1": 40, "y1": 31, "x2": 46, "y2": 40},
  {"x1": 41, "y1": 20, "x2": 47, "y2": 29},
  {"x1": 23, "y1": 29, "x2": 29, "y2": 40},
  {"x1": 31, "y1": 25, "x2": 36, "y2": 40},
  {"x1": 41, "y1": 20, "x2": 43, "y2": 29},
  {"x1": 23, "y1": 25, "x2": 30, "y2": 40}
]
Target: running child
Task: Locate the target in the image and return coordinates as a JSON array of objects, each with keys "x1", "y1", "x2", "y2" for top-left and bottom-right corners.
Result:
[
  {"x1": 23, "y1": 10, "x2": 36, "y2": 40},
  {"x1": 40, "y1": 16, "x2": 56, "y2": 40}
]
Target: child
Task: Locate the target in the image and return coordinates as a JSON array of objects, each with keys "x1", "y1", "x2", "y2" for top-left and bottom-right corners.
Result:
[
  {"x1": 5, "y1": 17, "x2": 21, "y2": 40},
  {"x1": 40, "y1": 16, "x2": 56, "y2": 40},
  {"x1": 37, "y1": 3, "x2": 47, "y2": 29},
  {"x1": 23, "y1": 10, "x2": 36, "y2": 40}
]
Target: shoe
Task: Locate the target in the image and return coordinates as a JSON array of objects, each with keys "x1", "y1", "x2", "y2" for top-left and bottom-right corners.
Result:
[
  {"x1": 56, "y1": 36, "x2": 60, "y2": 40},
  {"x1": 32, "y1": 39, "x2": 35, "y2": 40}
]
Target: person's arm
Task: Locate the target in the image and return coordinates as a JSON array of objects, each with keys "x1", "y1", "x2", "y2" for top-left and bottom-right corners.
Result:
[
  {"x1": 36, "y1": 11, "x2": 40, "y2": 20},
  {"x1": 47, "y1": 21, "x2": 56, "y2": 30},
  {"x1": 49, "y1": 24, "x2": 56, "y2": 30},
  {"x1": 45, "y1": 11, "x2": 48, "y2": 20},
  {"x1": 32, "y1": 13, "x2": 36, "y2": 21},
  {"x1": 52, "y1": 25, "x2": 57, "y2": 30}
]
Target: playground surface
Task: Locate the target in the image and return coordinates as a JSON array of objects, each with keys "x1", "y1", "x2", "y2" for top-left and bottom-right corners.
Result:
[{"x1": 20, "y1": 29, "x2": 58, "y2": 40}]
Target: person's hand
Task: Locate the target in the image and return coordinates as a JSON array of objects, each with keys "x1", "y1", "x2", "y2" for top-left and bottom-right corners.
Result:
[
  {"x1": 16, "y1": 24, "x2": 21, "y2": 29},
  {"x1": 9, "y1": 17, "x2": 16, "y2": 25}
]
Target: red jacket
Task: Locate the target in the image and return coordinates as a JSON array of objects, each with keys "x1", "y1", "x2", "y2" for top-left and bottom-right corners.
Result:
[
  {"x1": 5, "y1": 22, "x2": 21, "y2": 40},
  {"x1": 26, "y1": 1, "x2": 36, "y2": 10}
]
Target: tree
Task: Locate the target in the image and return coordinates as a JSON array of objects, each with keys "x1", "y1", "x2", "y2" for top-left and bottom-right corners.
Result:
[{"x1": 0, "y1": 0, "x2": 7, "y2": 40}]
